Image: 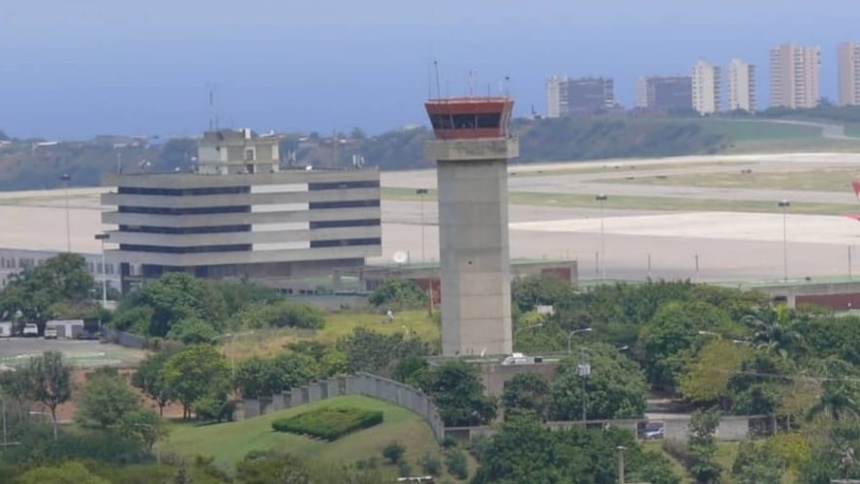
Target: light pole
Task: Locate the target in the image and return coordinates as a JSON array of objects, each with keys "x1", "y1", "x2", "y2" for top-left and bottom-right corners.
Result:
[
  {"x1": 778, "y1": 200, "x2": 790, "y2": 282},
  {"x1": 61, "y1": 173, "x2": 71, "y2": 252},
  {"x1": 617, "y1": 445, "x2": 627, "y2": 484},
  {"x1": 416, "y1": 189, "x2": 428, "y2": 262},
  {"x1": 596, "y1": 194, "x2": 608, "y2": 280},
  {"x1": 94, "y1": 233, "x2": 110, "y2": 308},
  {"x1": 577, "y1": 350, "x2": 591, "y2": 425},
  {"x1": 567, "y1": 327, "x2": 593, "y2": 353},
  {"x1": 514, "y1": 323, "x2": 544, "y2": 349},
  {"x1": 216, "y1": 330, "x2": 255, "y2": 380}
]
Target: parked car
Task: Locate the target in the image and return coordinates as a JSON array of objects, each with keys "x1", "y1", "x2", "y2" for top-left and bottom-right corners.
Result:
[{"x1": 22, "y1": 323, "x2": 39, "y2": 337}]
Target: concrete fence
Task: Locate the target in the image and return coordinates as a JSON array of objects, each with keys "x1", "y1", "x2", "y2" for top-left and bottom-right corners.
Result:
[
  {"x1": 242, "y1": 372, "x2": 446, "y2": 443},
  {"x1": 445, "y1": 414, "x2": 768, "y2": 444},
  {"x1": 101, "y1": 328, "x2": 147, "y2": 349}
]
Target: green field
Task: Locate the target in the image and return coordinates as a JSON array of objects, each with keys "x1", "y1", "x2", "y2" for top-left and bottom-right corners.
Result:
[
  {"x1": 227, "y1": 310, "x2": 439, "y2": 360},
  {"x1": 382, "y1": 187, "x2": 857, "y2": 215},
  {"x1": 508, "y1": 161, "x2": 747, "y2": 179},
  {"x1": 599, "y1": 166, "x2": 860, "y2": 193},
  {"x1": 160, "y1": 396, "x2": 460, "y2": 478},
  {"x1": 693, "y1": 119, "x2": 822, "y2": 142}
]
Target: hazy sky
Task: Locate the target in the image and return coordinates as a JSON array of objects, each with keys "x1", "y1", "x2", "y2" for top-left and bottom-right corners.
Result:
[{"x1": 1, "y1": 0, "x2": 858, "y2": 139}]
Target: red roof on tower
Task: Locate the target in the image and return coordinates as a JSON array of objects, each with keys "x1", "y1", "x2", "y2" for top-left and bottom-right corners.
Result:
[{"x1": 424, "y1": 97, "x2": 514, "y2": 140}]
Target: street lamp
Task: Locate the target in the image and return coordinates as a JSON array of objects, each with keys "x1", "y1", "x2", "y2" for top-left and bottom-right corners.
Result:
[
  {"x1": 61, "y1": 174, "x2": 71, "y2": 252},
  {"x1": 596, "y1": 194, "x2": 608, "y2": 280},
  {"x1": 567, "y1": 327, "x2": 593, "y2": 353},
  {"x1": 94, "y1": 233, "x2": 110, "y2": 308},
  {"x1": 778, "y1": 200, "x2": 790, "y2": 282},
  {"x1": 216, "y1": 330, "x2": 255, "y2": 380},
  {"x1": 30, "y1": 410, "x2": 56, "y2": 441},
  {"x1": 416, "y1": 189, "x2": 429, "y2": 262},
  {"x1": 617, "y1": 445, "x2": 627, "y2": 484}
]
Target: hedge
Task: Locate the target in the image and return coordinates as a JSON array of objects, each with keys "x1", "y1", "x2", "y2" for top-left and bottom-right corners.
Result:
[{"x1": 271, "y1": 407, "x2": 383, "y2": 441}]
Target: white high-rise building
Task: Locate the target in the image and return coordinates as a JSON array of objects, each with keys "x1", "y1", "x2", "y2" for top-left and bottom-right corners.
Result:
[
  {"x1": 727, "y1": 59, "x2": 757, "y2": 112},
  {"x1": 692, "y1": 61, "x2": 721, "y2": 115},
  {"x1": 838, "y1": 42, "x2": 860, "y2": 106},
  {"x1": 769, "y1": 44, "x2": 820, "y2": 109},
  {"x1": 546, "y1": 75, "x2": 567, "y2": 118}
]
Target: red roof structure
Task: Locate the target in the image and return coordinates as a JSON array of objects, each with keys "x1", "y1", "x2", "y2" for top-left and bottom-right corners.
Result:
[{"x1": 424, "y1": 97, "x2": 514, "y2": 140}]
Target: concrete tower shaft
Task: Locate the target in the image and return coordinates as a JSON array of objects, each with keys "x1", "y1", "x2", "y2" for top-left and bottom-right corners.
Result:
[{"x1": 424, "y1": 97, "x2": 519, "y2": 356}]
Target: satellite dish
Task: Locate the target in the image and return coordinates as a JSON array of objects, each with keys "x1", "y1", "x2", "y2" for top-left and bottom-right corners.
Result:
[{"x1": 393, "y1": 251, "x2": 408, "y2": 264}]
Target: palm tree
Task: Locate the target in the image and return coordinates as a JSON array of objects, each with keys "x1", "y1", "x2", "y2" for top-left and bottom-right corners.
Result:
[
  {"x1": 806, "y1": 381, "x2": 860, "y2": 422},
  {"x1": 741, "y1": 305, "x2": 805, "y2": 358}
]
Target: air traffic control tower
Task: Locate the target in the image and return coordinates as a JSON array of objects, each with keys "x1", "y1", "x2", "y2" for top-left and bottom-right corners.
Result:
[{"x1": 424, "y1": 96, "x2": 519, "y2": 356}]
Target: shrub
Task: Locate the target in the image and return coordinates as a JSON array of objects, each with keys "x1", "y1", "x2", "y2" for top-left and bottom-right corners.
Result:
[
  {"x1": 419, "y1": 454, "x2": 441, "y2": 476},
  {"x1": 397, "y1": 460, "x2": 412, "y2": 477},
  {"x1": 271, "y1": 407, "x2": 383, "y2": 441},
  {"x1": 382, "y1": 441, "x2": 406, "y2": 465},
  {"x1": 444, "y1": 448, "x2": 468, "y2": 480}
]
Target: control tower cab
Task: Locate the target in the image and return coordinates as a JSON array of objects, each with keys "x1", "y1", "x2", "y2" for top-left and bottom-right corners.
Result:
[{"x1": 423, "y1": 97, "x2": 519, "y2": 357}]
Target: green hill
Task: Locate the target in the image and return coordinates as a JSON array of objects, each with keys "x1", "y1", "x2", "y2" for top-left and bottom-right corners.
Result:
[{"x1": 160, "y1": 395, "x2": 461, "y2": 478}]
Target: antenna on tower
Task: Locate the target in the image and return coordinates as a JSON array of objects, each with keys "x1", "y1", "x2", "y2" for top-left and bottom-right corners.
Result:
[
  {"x1": 504, "y1": 76, "x2": 510, "y2": 97},
  {"x1": 207, "y1": 83, "x2": 220, "y2": 131},
  {"x1": 434, "y1": 61, "x2": 442, "y2": 99},
  {"x1": 468, "y1": 70, "x2": 475, "y2": 97}
]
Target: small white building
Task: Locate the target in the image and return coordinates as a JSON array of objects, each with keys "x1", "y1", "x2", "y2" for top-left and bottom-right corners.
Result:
[{"x1": 45, "y1": 319, "x2": 85, "y2": 339}]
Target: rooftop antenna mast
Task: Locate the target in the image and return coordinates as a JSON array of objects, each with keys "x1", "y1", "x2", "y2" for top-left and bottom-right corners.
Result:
[
  {"x1": 207, "y1": 84, "x2": 220, "y2": 131},
  {"x1": 434, "y1": 61, "x2": 442, "y2": 99},
  {"x1": 468, "y1": 70, "x2": 475, "y2": 98}
]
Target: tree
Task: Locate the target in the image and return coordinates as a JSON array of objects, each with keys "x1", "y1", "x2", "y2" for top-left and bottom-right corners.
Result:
[
  {"x1": 113, "y1": 272, "x2": 228, "y2": 337},
  {"x1": 131, "y1": 349, "x2": 176, "y2": 416},
  {"x1": 163, "y1": 345, "x2": 230, "y2": 419},
  {"x1": 419, "y1": 360, "x2": 497, "y2": 427},
  {"x1": 382, "y1": 441, "x2": 405, "y2": 464},
  {"x1": 688, "y1": 410, "x2": 722, "y2": 483},
  {"x1": 511, "y1": 275, "x2": 573, "y2": 314},
  {"x1": 731, "y1": 441, "x2": 785, "y2": 484},
  {"x1": 336, "y1": 327, "x2": 430, "y2": 376},
  {"x1": 679, "y1": 339, "x2": 751, "y2": 407},
  {"x1": 742, "y1": 305, "x2": 805, "y2": 358},
  {"x1": 638, "y1": 300, "x2": 735, "y2": 391},
  {"x1": 550, "y1": 343, "x2": 647, "y2": 421},
  {"x1": 117, "y1": 409, "x2": 169, "y2": 451},
  {"x1": 368, "y1": 279, "x2": 428, "y2": 311},
  {"x1": 807, "y1": 381, "x2": 860, "y2": 422},
  {"x1": 76, "y1": 368, "x2": 141, "y2": 429},
  {"x1": 235, "y1": 450, "x2": 395, "y2": 483},
  {"x1": 473, "y1": 413, "x2": 681, "y2": 484},
  {"x1": 18, "y1": 351, "x2": 73, "y2": 439},
  {"x1": 501, "y1": 372, "x2": 551, "y2": 420},
  {"x1": 165, "y1": 318, "x2": 219, "y2": 344},
  {"x1": 0, "y1": 253, "x2": 94, "y2": 330},
  {"x1": 19, "y1": 461, "x2": 109, "y2": 484}
]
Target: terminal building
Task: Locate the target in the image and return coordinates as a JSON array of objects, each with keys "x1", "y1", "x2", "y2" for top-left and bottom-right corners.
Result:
[{"x1": 101, "y1": 128, "x2": 381, "y2": 292}]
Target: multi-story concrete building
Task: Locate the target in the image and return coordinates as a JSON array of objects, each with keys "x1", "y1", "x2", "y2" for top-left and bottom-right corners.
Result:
[
  {"x1": 769, "y1": 44, "x2": 820, "y2": 109},
  {"x1": 546, "y1": 75, "x2": 566, "y2": 118},
  {"x1": 546, "y1": 76, "x2": 615, "y2": 117},
  {"x1": 727, "y1": 59, "x2": 757, "y2": 112},
  {"x1": 692, "y1": 61, "x2": 721, "y2": 115},
  {"x1": 838, "y1": 42, "x2": 860, "y2": 106},
  {"x1": 101, "y1": 128, "x2": 381, "y2": 292},
  {"x1": 635, "y1": 76, "x2": 693, "y2": 112}
]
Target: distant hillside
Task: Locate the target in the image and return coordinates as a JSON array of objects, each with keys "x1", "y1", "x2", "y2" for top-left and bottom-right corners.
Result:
[{"x1": 0, "y1": 113, "x2": 848, "y2": 191}]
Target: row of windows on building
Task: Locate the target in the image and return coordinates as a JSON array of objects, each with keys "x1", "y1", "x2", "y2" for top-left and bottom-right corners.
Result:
[
  {"x1": 118, "y1": 237, "x2": 381, "y2": 255},
  {"x1": 116, "y1": 180, "x2": 380, "y2": 198},
  {"x1": 116, "y1": 218, "x2": 382, "y2": 236},
  {"x1": 116, "y1": 199, "x2": 379, "y2": 216}
]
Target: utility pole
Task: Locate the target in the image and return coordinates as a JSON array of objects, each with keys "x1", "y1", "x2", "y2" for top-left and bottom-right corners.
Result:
[
  {"x1": 779, "y1": 200, "x2": 791, "y2": 281},
  {"x1": 617, "y1": 446, "x2": 627, "y2": 484},
  {"x1": 61, "y1": 174, "x2": 71, "y2": 252},
  {"x1": 416, "y1": 188, "x2": 429, "y2": 262},
  {"x1": 596, "y1": 194, "x2": 608, "y2": 280}
]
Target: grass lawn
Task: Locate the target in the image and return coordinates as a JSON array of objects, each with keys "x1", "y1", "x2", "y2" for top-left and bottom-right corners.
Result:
[
  {"x1": 159, "y1": 395, "x2": 463, "y2": 478},
  {"x1": 642, "y1": 441, "x2": 689, "y2": 481},
  {"x1": 226, "y1": 310, "x2": 440, "y2": 361},
  {"x1": 714, "y1": 441, "x2": 740, "y2": 481},
  {"x1": 598, "y1": 166, "x2": 860, "y2": 193},
  {"x1": 508, "y1": 161, "x2": 747, "y2": 178}
]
